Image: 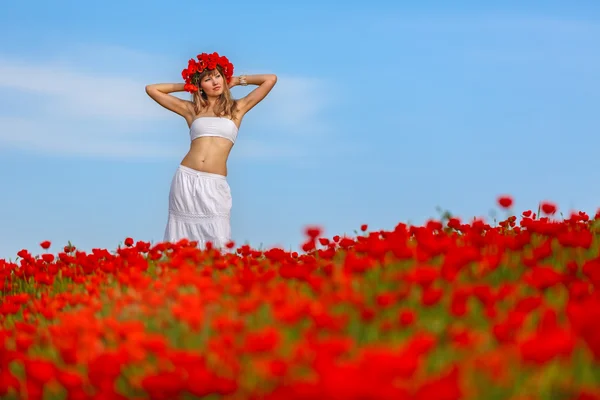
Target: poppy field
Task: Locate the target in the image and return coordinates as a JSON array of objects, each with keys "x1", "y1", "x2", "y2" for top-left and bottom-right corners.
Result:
[{"x1": 1, "y1": 196, "x2": 600, "y2": 400}]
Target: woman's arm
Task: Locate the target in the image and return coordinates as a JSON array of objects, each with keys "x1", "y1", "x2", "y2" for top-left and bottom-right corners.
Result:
[
  {"x1": 233, "y1": 74, "x2": 278, "y2": 114},
  {"x1": 145, "y1": 83, "x2": 192, "y2": 118}
]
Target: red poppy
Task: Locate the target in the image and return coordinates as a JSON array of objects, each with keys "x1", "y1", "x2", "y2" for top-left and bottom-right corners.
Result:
[
  {"x1": 497, "y1": 195, "x2": 513, "y2": 208},
  {"x1": 540, "y1": 201, "x2": 557, "y2": 215}
]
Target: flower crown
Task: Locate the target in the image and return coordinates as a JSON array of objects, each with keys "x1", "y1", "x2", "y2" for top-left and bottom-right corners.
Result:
[{"x1": 181, "y1": 52, "x2": 234, "y2": 93}]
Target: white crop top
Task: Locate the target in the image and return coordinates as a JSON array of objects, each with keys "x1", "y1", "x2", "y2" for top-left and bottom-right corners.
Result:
[{"x1": 189, "y1": 117, "x2": 238, "y2": 144}]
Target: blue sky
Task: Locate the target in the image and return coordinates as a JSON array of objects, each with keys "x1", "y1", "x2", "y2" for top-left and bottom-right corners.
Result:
[{"x1": 1, "y1": 1, "x2": 599, "y2": 259}]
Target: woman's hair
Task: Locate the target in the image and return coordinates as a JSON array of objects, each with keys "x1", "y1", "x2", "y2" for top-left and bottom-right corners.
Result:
[{"x1": 191, "y1": 65, "x2": 238, "y2": 119}]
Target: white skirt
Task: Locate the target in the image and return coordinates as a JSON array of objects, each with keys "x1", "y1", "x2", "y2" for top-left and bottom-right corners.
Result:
[{"x1": 163, "y1": 165, "x2": 232, "y2": 249}]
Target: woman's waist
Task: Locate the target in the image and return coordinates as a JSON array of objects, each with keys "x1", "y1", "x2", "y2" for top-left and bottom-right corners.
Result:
[
  {"x1": 176, "y1": 164, "x2": 227, "y2": 179},
  {"x1": 180, "y1": 154, "x2": 228, "y2": 176}
]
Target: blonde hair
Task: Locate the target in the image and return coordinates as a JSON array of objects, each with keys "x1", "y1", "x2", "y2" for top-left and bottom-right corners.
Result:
[{"x1": 191, "y1": 65, "x2": 238, "y2": 119}]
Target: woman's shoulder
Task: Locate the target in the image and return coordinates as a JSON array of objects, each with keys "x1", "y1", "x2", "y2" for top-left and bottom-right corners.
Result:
[{"x1": 181, "y1": 101, "x2": 201, "y2": 125}]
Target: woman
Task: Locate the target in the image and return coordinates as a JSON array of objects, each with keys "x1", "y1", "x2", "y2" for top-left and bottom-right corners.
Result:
[{"x1": 145, "y1": 52, "x2": 277, "y2": 249}]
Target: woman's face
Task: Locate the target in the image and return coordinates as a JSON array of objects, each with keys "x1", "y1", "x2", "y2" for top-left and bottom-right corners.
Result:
[{"x1": 200, "y1": 70, "x2": 225, "y2": 96}]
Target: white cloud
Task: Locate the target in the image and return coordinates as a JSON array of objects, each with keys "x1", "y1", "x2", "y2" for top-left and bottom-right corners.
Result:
[
  {"x1": 248, "y1": 76, "x2": 335, "y2": 136},
  {"x1": 0, "y1": 58, "x2": 164, "y2": 121},
  {"x1": 0, "y1": 48, "x2": 336, "y2": 159},
  {"x1": 0, "y1": 116, "x2": 179, "y2": 159}
]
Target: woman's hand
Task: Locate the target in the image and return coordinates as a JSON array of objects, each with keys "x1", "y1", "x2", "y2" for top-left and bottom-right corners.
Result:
[{"x1": 228, "y1": 76, "x2": 240, "y2": 89}]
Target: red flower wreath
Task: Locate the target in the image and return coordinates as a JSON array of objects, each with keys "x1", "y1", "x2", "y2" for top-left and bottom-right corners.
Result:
[{"x1": 181, "y1": 52, "x2": 234, "y2": 93}]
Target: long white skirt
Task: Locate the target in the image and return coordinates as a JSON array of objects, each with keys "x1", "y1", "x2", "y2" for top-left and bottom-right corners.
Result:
[{"x1": 163, "y1": 165, "x2": 232, "y2": 249}]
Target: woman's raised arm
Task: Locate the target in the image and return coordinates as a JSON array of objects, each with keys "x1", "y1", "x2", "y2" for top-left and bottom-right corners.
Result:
[
  {"x1": 145, "y1": 83, "x2": 192, "y2": 118},
  {"x1": 233, "y1": 74, "x2": 278, "y2": 115}
]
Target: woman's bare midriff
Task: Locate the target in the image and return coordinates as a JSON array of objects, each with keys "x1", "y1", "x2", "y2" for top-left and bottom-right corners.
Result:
[{"x1": 180, "y1": 137, "x2": 234, "y2": 176}]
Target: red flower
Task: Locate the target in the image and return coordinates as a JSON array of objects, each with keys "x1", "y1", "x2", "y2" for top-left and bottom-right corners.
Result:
[
  {"x1": 421, "y1": 287, "x2": 444, "y2": 306},
  {"x1": 567, "y1": 294, "x2": 600, "y2": 360},
  {"x1": 39, "y1": 240, "x2": 51, "y2": 249},
  {"x1": 523, "y1": 265, "x2": 564, "y2": 290},
  {"x1": 519, "y1": 327, "x2": 576, "y2": 365},
  {"x1": 17, "y1": 249, "x2": 30, "y2": 258},
  {"x1": 124, "y1": 237, "x2": 134, "y2": 247},
  {"x1": 375, "y1": 292, "x2": 396, "y2": 308},
  {"x1": 301, "y1": 239, "x2": 316, "y2": 252},
  {"x1": 87, "y1": 351, "x2": 126, "y2": 388},
  {"x1": 267, "y1": 359, "x2": 288, "y2": 378},
  {"x1": 56, "y1": 370, "x2": 84, "y2": 389},
  {"x1": 243, "y1": 327, "x2": 280, "y2": 353},
  {"x1": 141, "y1": 371, "x2": 186, "y2": 399},
  {"x1": 15, "y1": 333, "x2": 34, "y2": 352},
  {"x1": 409, "y1": 265, "x2": 439, "y2": 288},
  {"x1": 576, "y1": 391, "x2": 600, "y2": 400},
  {"x1": 415, "y1": 365, "x2": 462, "y2": 400},
  {"x1": 318, "y1": 237, "x2": 330, "y2": 246},
  {"x1": 449, "y1": 288, "x2": 469, "y2": 317},
  {"x1": 447, "y1": 217, "x2": 461, "y2": 230},
  {"x1": 582, "y1": 258, "x2": 600, "y2": 286},
  {"x1": 304, "y1": 226, "x2": 322, "y2": 239},
  {"x1": 540, "y1": 201, "x2": 557, "y2": 215},
  {"x1": 448, "y1": 327, "x2": 476, "y2": 348},
  {"x1": 497, "y1": 195, "x2": 513, "y2": 208},
  {"x1": 184, "y1": 83, "x2": 198, "y2": 93},
  {"x1": 398, "y1": 309, "x2": 416, "y2": 327},
  {"x1": 24, "y1": 358, "x2": 56, "y2": 384},
  {"x1": 360, "y1": 307, "x2": 376, "y2": 322},
  {"x1": 0, "y1": 369, "x2": 20, "y2": 397}
]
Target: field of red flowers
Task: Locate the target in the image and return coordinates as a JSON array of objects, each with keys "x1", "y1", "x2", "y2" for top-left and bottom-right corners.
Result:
[{"x1": 1, "y1": 196, "x2": 600, "y2": 400}]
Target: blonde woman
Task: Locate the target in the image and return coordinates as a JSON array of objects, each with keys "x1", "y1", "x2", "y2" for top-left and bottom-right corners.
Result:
[{"x1": 146, "y1": 52, "x2": 277, "y2": 249}]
